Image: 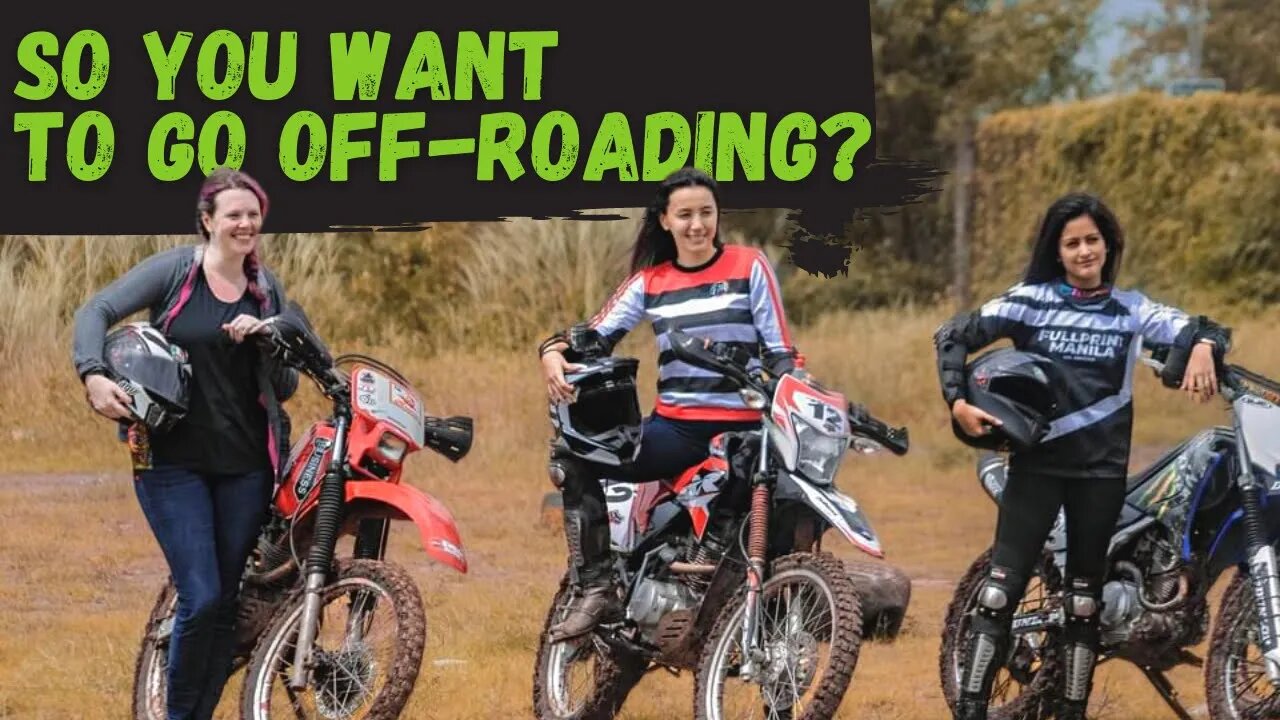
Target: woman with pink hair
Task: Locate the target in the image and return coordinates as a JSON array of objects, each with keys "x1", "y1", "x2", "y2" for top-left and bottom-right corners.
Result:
[{"x1": 73, "y1": 167, "x2": 297, "y2": 719}]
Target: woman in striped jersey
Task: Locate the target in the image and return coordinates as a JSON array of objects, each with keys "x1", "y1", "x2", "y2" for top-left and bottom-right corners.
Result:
[
  {"x1": 537, "y1": 166, "x2": 804, "y2": 641},
  {"x1": 936, "y1": 192, "x2": 1230, "y2": 720}
]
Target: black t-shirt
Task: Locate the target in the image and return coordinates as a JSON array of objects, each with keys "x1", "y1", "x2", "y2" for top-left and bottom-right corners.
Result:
[{"x1": 151, "y1": 271, "x2": 271, "y2": 475}]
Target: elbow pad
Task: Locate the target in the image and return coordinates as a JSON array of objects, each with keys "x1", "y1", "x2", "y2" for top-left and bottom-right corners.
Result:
[
  {"x1": 553, "y1": 323, "x2": 609, "y2": 363},
  {"x1": 1157, "y1": 316, "x2": 1232, "y2": 388},
  {"x1": 933, "y1": 314, "x2": 971, "y2": 407}
]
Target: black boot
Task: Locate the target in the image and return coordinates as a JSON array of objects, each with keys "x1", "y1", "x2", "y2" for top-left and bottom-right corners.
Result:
[{"x1": 548, "y1": 504, "x2": 621, "y2": 642}]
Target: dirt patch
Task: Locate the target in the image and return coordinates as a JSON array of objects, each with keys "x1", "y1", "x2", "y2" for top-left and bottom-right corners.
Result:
[{"x1": 0, "y1": 472, "x2": 121, "y2": 493}]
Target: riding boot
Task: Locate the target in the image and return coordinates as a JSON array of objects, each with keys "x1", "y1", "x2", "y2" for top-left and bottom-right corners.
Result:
[{"x1": 548, "y1": 498, "x2": 621, "y2": 642}]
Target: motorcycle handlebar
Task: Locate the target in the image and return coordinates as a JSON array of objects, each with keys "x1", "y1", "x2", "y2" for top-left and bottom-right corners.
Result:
[
  {"x1": 847, "y1": 403, "x2": 910, "y2": 456},
  {"x1": 1143, "y1": 354, "x2": 1280, "y2": 404}
]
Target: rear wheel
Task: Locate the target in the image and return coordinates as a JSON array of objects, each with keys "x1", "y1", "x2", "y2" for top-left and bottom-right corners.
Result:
[{"x1": 532, "y1": 574, "x2": 647, "y2": 720}]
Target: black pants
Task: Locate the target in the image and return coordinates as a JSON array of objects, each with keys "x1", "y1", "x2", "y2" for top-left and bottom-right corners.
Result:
[
  {"x1": 990, "y1": 470, "x2": 1127, "y2": 593},
  {"x1": 958, "y1": 468, "x2": 1127, "y2": 717}
]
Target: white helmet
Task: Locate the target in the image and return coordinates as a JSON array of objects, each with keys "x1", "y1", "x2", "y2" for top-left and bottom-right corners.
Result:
[{"x1": 102, "y1": 322, "x2": 192, "y2": 433}]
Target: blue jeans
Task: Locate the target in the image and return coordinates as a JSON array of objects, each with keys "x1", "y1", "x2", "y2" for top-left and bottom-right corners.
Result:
[{"x1": 134, "y1": 466, "x2": 272, "y2": 720}]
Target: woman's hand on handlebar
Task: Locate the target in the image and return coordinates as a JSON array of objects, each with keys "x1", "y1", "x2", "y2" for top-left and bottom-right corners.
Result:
[
  {"x1": 1180, "y1": 342, "x2": 1219, "y2": 403},
  {"x1": 952, "y1": 399, "x2": 1002, "y2": 438},
  {"x1": 222, "y1": 313, "x2": 270, "y2": 344},
  {"x1": 541, "y1": 349, "x2": 583, "y2": 404}
]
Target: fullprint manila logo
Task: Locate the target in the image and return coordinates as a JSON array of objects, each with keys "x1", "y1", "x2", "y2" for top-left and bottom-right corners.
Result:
[
  {"x1": 709, "y1": 281, "x2": 729, "y2": 296},
  {"x1": 1036, "y1": 329, "x2": 1124, "y2": 360}
]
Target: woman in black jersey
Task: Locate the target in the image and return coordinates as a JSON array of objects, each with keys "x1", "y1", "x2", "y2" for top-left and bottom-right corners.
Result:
[
  {"x1": 73, "y1": 168, "x2": 296, "y2": 720},
  {"x1": 933, "y1": 192, "x2": 1230, "y2": 719}
]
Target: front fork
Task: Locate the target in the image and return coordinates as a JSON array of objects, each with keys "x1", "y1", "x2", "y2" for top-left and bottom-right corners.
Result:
[
  {"x1": 289, "y1": 415, "x2": 350, "y2": 689},
  {"x1": 1233, "y1": 406, "x2": 1280, "y2": 683},
  {"x1": 1241, "y1": 480, "x2": 1280, "y2": 682},
  {"x1": 738, "y1": 429, "x2": 772, "y2": 681}
]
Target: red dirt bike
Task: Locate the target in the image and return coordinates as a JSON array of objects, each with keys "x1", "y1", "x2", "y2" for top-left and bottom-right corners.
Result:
[
  {"x1": 532, "y1": 330, "x2": 910, "y2": 720},
  {"x1": 131, "y1": 301, "x2": 474, "y2": 719}
]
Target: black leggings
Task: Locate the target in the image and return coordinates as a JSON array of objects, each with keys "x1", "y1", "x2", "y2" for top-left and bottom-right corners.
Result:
[
  {"x1": 989, "y1": 470, "x2": 1127, "y2": 597},
  {"x1": 959, "y1": 470, "x2": 1128, "y2": 713}
]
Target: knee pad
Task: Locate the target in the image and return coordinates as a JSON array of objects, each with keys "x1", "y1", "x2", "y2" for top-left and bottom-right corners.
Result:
[
  {"x1": 1064, "y1": 576, "x2": 1101, "y2": 625},
  {"x1": 972, "y1": 564, "x2": 1022, "y2": 631},
  {"x1": 548, "y1": 450, "x2": 591, "y2": 497},
  {"x1": 1061, "y1": 576, "x2": 1102, "y2": 702},
  {"x1": 548, "y1": 448, "x2": 581, "y2": 488},
  {"x1": 960, "y1": 565, "x2": 1020, "y2": 698},
  {"x1": 1063, "y1": 576, "x2": 1102, "y2": 647}
]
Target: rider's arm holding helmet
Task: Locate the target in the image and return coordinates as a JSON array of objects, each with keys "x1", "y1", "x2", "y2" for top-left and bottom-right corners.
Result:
[
  {"x1": 933, "y1": 283, "x2": 1036, "y2": 438},
  {"x1": 73, "y1": 248, "x2": 182, "y2": 420},
  {"x1": 539, "y1": 271, "x2": 647, "y2": 403}
]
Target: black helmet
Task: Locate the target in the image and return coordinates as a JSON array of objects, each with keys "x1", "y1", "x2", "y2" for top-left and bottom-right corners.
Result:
[
  {"x1": 953, "y1": 348, "x2": 1057, "y2": 452},
  {"x1": 103, "y1": 322, "x2": 192, "y2": 433},
  {"x1": 550, "y1": 356, "x2": 643, "y2": 466}
]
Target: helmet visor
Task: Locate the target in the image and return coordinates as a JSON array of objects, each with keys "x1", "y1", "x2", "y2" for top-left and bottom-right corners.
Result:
[
  {"x1": 105, "y1": 333, "x2": 188, "y2": 410},
  {"x1": 570, "y1": 379, "x2": 641, "y2": 435}
]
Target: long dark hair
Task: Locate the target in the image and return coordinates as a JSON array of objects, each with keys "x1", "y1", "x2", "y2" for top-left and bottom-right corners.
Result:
[
  {"x1": 1022, "y1": 192, "x2": 1125, "y2": 286},
  {"x1": 630, "y1": 166, "x2": 722, "y2": 274}
]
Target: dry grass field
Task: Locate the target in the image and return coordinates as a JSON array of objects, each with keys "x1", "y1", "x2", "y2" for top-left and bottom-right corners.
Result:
[{"x1": 1, "y1": 234, "x2": 1276, "y2": 718}]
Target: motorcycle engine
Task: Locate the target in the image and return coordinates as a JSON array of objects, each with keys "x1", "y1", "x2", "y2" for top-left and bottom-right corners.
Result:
[
  {"x1": 627, "y1": 576, "x2": 699, "y2": 632},
  {"x1": 1099, "y1": 578, "x2": 1143, "y2": 646}
]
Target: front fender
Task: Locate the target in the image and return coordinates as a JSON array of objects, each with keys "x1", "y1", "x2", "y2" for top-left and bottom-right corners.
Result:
[
  {"x1": 778, "y1": 473, "x2": 883, "y2": 558},
  {"x1": 345, "y1": 482, "x2": 467, "y2": 573}
]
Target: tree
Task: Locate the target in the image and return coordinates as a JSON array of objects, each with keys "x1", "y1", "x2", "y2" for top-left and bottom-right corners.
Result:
[
  {"x1": 1111, "y1": 0, "x2": 1280, "y2": 93},
  {"x1": 861, "y1": 0, "x2": 1099, "y2": 309}
]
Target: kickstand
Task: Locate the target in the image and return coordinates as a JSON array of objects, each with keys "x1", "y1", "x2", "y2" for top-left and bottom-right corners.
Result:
[{"x1": 1138, "y1": 665, "x2": 1194, "y2": 720}]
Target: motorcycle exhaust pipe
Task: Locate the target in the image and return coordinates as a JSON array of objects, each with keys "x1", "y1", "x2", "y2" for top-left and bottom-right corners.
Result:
[{"x1": 1115, "y1": 561, "x2": 1190, "y2": 612}]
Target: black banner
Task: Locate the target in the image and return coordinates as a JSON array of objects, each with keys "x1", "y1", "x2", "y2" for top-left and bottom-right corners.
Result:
[{"x1": 2, "y1": 2, "x2": 940, "y2": 274}]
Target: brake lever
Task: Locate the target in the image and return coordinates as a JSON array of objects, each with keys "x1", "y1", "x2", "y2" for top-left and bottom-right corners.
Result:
[{"x1": 847, "y1": 403, "x2": 910, "y2": 456}]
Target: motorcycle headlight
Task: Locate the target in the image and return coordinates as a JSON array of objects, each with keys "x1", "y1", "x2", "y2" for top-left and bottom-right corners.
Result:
[
  {"x1": 739, "y1": 387, "x2": 768, "y2": 410},
  {"x1": 377, "y1": 431, "x2": 409, "y2": 465},
  {"x1": 792, "y1": 415, "x2": 846, "y2": 485}
]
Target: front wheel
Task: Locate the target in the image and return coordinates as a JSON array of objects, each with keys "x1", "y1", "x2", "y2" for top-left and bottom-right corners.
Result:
[
  {"x1": 239, "y1": 559, "x2": 426, "y2": 720},
  {"x1": 1205, "y1": 569, "x2": 1280, "y2": 719},
  {"x1": 693, "y1": 552, "x2": 863, "y2": 720},
  {"x1": 532, "y1": 573, "x2": 647, "y2": 720},
  {"x1": 938, "y1": 548, "x2": 1061, "y2": 720}
]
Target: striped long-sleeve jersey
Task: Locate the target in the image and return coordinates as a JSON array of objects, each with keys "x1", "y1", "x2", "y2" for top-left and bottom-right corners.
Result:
[
  {"x1": 934, "y1": 281, "x2": 1221, "y2": 480},
  {"x1": 587, "y1": 244, "x2": 803, "y2": 423}
]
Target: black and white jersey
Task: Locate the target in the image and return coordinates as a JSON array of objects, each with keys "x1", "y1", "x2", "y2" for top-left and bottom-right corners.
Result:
[{"x1": 938, "y1": 281, "x2": 1199, "y2": 479}]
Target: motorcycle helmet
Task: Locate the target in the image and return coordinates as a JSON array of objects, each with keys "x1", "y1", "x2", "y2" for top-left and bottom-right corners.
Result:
[
  {"x1": 550, "y1": 356, "x2": 642, "y2": 466},
  {"x1": 102, "y1": 322, "x2": 192, "y2": 433},
  {"x1": 952, "y1": 348, "x2": 1057, "y2": 452}
]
